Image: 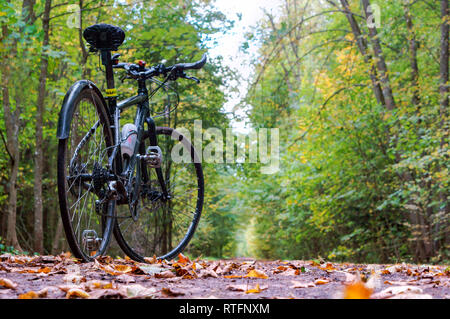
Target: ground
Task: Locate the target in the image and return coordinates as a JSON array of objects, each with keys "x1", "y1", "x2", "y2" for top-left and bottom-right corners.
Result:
[{"x1": 0, "y1": 253, "x2": 448, "y2": 299}]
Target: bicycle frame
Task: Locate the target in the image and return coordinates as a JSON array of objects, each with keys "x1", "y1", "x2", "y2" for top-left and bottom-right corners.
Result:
[{"x1": 101, "y1": 50, "x2": 169, "y2": 204}]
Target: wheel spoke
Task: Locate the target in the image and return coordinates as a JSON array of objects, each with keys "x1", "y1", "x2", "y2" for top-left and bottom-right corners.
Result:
[{"x1": 114, "y1": 128, "x2": 203, "y2": 260}]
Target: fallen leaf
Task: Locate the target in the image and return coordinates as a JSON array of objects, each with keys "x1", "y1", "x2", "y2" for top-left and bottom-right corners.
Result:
[
  {"x1": 372, "y1": 285, "x2": 423, "y2": 299},
  {"x1": 343, "y1": 281, "x2": 373, "y2": 299},
  {"x1": 290, "y1": 281, "x2": 315, "y2": 288},
  {"x1": 121, "y1": 284, "x2": 157, "y2": 299},
  {"x1": 177, "y1": 253, "x2": 190, "y2": 264},
  {"x1": 227, "y1": 284, "x2": 248, "y2": 292},
  {"x1": 138, "y1": 264, "x2": 165, "y2": 275},
  {"x1": 223, "y1": 275, "x2": 243, "y2": 279},
  {"x1": 0, "y1": 277, "x2": 17, "y2": 289},
  {"x1": 88, "y1": 289, "x2": 126, "y2": 299},
  {"x1": 66, "y1": 288, "x2": 90, "y2": 299},
  {"x1": 245, "y1": 269, "x2": 268, "y2": 279},
  {"x1": 63, "y1": 273, "x2": 86, "y2": 284},
  {"x1": 319, "y1": 263, "x2": 337, "y2": 271},
  {"x1": 279, "y1": 268, "x2": 300, "y2": 276},
  {"x1": 84, "y1": 280, "x2": 113, "y2": 290},
  {"x1": 113, "y1": 265, "x2": 133, "y2": 273},
  {"x1": 161, "y1": 287, "x2": 185, "y2": 297},
  {"x1": 199, "y1": 269, "x2": 218, "y2": 278},
  {"x1": 116, "y1": 274, "x2": 136, "y2": 283},
  {"x1": 245, "y1": 283, "x2": 268, "y2": 294},
  {"x1": 154, "y1": 270, "x2": 176, "y2": 279},
  {"x1": 388, "y1": 293, "x2": 432, "y2": 299},
  {"x1": 58, "y1": 284, "x2": 83, "y2": 293},
  {"x1": 144, "y1": 255, "x2": 158, "y2": 264},
  {"x1": 18, "y1": 291, "x2": 38, "y2": 299},
  {"x1": 314, "y1": 278, "x2": 330, "y2": 285}
]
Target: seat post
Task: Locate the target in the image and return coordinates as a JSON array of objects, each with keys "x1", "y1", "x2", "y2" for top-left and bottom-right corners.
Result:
[
  {"x1": 100, "y1": 49, "x2": 117, "y2": 114},
  {"x1": 100, "y1": 50, "x2": 115, "y2": 91}
]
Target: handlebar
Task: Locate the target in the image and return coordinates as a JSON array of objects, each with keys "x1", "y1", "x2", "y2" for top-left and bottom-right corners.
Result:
[{"x1": 113, "y1": 53, "x2": 207, "y2": 82}]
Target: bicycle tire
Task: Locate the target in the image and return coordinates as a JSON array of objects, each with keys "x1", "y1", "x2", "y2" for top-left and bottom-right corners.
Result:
[
  {"x1": 113, "y1": 127, "x2": 204, "y2": 261},
  {"x1": 57, "y1": 86, "x2": 116, "y2": 261}
]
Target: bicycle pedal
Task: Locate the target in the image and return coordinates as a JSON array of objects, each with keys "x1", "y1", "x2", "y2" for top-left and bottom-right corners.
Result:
[
  {"x1": 139, "y1": 146, "x2": 162, "y2": 168},
  {"x1": 82, "y1": 230, "x2": 101, "y2": 252}
]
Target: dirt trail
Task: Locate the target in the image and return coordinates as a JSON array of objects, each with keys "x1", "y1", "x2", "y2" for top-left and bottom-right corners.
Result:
[{"x1": 0, "y1": 253, "x2": 448, "y2": 299}]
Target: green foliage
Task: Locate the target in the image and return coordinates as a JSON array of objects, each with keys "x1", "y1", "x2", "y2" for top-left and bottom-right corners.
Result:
[
  {"x1": 0, "y1": 237, "x2": 21, "y2": 255},
  {"x1": 232, "y1": 0, "x2": 449, "y2": 263},
  {"x1": 0, "y1": 0, "x2": 447, "y2": 264}
]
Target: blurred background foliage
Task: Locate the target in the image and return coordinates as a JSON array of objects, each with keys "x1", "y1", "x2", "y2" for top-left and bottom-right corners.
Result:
[{"x1": 0, "y1": 0, "x2": 448, "y2": 264}]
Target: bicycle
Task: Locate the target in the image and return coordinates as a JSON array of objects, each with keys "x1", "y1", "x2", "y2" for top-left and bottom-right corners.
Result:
[{"x1": 56, "y1": 23, "x2": 205, "y2": 262}]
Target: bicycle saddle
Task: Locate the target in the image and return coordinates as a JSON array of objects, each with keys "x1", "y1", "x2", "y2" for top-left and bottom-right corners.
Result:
[{"x1": 83, "y1": 23, "x2": 125, "y2": 51}]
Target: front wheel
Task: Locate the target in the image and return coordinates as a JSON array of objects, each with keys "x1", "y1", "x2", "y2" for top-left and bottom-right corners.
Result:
[{"x1": 113, "y1": 127, "x2": 204, "y2": 261}]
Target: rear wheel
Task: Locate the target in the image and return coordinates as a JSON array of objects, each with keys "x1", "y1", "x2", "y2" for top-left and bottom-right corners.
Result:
[
  {"x1": 57, "y1": 87, "x2": 116, "y2": 261},
  {"x1": 113, "y1": 127, "x2": 204, "y2": 261}
]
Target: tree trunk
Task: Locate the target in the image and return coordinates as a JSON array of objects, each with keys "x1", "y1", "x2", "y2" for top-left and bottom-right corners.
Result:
[
  {"x1": 33, "y1": 0, "x2": 52, "y2": 254},
  {"x1": 438, "y1": 0, "x2": 449, "y2": 251},
  {"x1": 1, "y1": 80, "x2": 22, "y2": 251},
  {"x1": 339, "y1": 0, "x2": 385, "y2": 107},
  {"x1": 361, "y1": 0, "x2": 396, "y2": 110},
  {"x1": 403, "y1": 2, "x2": 420, "y2": 107}
]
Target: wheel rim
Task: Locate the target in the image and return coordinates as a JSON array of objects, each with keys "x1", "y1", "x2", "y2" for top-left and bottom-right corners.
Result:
[
  {"x1": 60, "y1": 94, "x2": 114, "y2": 260},
  {"x1": 115, "y1": 127, "x2": 203, "y2": 260}
]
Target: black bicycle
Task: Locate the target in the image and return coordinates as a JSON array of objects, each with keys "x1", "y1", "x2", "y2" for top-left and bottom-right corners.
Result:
[{"x1": 56, "y1": 24, "x2": 205, "y2": 262}]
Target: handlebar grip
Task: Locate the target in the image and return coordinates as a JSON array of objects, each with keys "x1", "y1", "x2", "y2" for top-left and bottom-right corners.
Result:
[{"x1": 172, "y1": 53, "x2": 207, "y2": 71}]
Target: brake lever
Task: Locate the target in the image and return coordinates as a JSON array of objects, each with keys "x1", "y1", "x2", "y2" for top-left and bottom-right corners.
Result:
[
  {"x1": 182, "y1": 74, "x2": 200, "y2": 84},
  {"x1": 120, "y1": 74, "x2": 132, "y2": 83}
]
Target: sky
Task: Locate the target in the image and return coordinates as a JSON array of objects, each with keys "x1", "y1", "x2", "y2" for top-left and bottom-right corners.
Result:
[{"x1": 206, "y1": 0, "x2": 283, "y2": 132}]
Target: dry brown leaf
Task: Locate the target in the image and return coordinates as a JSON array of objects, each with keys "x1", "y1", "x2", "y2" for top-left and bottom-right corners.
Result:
[
  {"x1": 88, "y1": 289, "x2": 127, "y2": 299},
  {"x1": 155, "y1": 270, "x2": 176, "y2": 279},
  {"x1": 290, "y1": 280, "x2": 315, "y2": 288},
  {"x1": 121, "y1": 284, "x2": 157, "y2": 299},
  {"x1": 63, "y1": 273, "x2": 86, "y2": 284},
  {"x1": 0, "y1": 277, "x2": 17, "y2": 289},
  {"x1": 18, "y1": 291, "x2": 39, "y2": 299},
  {"x1": 161, "y1": 287, "x2": 185, "y2": 297},
  {"x1": 114, "y1": 264, "x2": 133, "y2": 273},
  {"x1": 227, "y1": 284, "x2": 248, "y2": 292},
  {"x1": 314, "y1": 278, "x2": 330, "y2": 285},
  {"x1": 245, "y1": 269, "x2": 268, "y2": 279},
  {"x1": 143, "y1": 255, "x2": 158, "y2": 264},
  {"x1": 319, "y1": 263, "x2": 337, "y2": 271},
  {"x1": 116, "y1": 274, "x2": 136, "y2": 283},
  {"x1": 66, "y1": 288, "x2": 90, "y2": 299},
  {"x1": 279, "y1": 268, "x2": 300, "y2": 276},
  {"x1": 199, "y1": 269, "x2": 218, "y2": 278},
  {"x1": 177, "y1": 253, "x2": 190, "y2": 264},
  {"x1": 372, "y1": 285, "x2": 423, "y2": 299}
]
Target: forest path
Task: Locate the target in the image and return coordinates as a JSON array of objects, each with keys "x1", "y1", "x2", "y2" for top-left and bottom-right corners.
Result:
[{"x1": 0, "y1": 253, "x2": 448, "y2": 299}]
